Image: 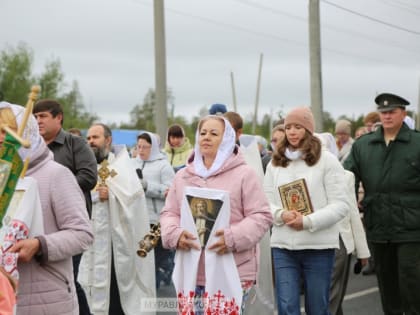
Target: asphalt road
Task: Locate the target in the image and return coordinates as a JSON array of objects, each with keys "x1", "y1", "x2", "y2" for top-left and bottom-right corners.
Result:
[
  {"x1": 155, "y1": 256, "x2": 383, "y2": 315},
  {"x1": 340, "y1": 258, "x2": 382, "y2": 315}
]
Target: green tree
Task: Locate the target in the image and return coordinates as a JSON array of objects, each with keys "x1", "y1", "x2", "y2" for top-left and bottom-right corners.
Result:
[
  {"x1": 259, "y1": 113, "x2": 272, "y2": 140},
  {"x1": 38, "y1": 59, "x2": 64, "y2": 100},
  {"x1": 130, "y1": 88, "x2": 156, "y2": 131},
  {"x1": 0, "y1": 43, "x2": 97, "y2": 129},
  {"x1": 322, "y1": 111, "x2": 336, "y2": 134},
  {"x1": 59, "y1": 81, "x2": 98, "y2": 129},
  {"x1": 0, "y1": 43, "x2": 33, "y2": 104},
  {"x1": 37, "y1": 59, "x2": 98, "y2": 129},
  {"x1": 129, "y1": 88, "x2": 175, "y2": 132}
]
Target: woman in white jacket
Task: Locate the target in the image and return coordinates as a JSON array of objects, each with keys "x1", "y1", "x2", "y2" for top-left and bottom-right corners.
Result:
[
  {"x1": 263, "y1": 107, "x2": 349, "y2": 315},
  {"x1": 132, "y1": 131, "x2": 175, "y2": 289}
]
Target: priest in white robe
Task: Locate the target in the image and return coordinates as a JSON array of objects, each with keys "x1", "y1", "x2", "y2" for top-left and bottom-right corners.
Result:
[{"x1": 79, "y1": 123, "x2": 155, "y2": 315}]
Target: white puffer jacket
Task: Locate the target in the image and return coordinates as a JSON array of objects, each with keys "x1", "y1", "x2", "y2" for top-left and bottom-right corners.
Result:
[{"x1": 264, "y1": 150, "x2": 349, "y2": 250}]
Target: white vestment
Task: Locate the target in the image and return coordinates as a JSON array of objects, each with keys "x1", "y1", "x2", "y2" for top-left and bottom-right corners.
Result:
[
  {"x1": 0, "y1": 177, "x2": 44, "y2": 280},
  {"x1": 238, "y1": 135, "x2": 264, "y2": 181},
  {"x1": 78, "y1": 149, "x2": 155, "y2": 315},
  {"x1": 239, "y1": 135, "x2": 275, "y2": 314},
  {"x1": 173, "y1": 187, "x2": 242, "y2": 314}
]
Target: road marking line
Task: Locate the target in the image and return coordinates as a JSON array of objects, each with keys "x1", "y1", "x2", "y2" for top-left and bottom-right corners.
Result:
[{"x1": 343, "y1": 287, "x2": 379, "y2": 301}]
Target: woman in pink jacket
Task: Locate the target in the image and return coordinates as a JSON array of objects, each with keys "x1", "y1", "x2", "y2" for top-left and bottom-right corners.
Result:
[{"x1": 160, "y1": 115, "x2": 273, "y2": 314}]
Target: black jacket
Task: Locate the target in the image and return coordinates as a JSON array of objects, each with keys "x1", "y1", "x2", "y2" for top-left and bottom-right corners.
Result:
[{"x1": 48, "y1": 129, "x2": 97, "y2": 217}]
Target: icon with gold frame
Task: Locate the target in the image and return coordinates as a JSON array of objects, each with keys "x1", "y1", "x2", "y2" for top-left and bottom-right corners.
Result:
[{"x1": 278, "y1": 178, "x2": 313, "y2": 216}]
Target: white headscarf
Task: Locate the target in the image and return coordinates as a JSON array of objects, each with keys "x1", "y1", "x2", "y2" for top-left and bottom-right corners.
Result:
[
  {"x1": 315, "y1": 132, "x2": 339, "y2": 157},
  {"x1": 404, "y1": 116, "x2": 415, "y2": 130},
  {"x1": 0, "y1": 101, "x2": 44, "y2": 161},
  {"x1": 136, "y1": 131, "x2": 166, "y2": 162},
  {"x1": 193, "y1": 116, "x2": 236, "y2": 179}
]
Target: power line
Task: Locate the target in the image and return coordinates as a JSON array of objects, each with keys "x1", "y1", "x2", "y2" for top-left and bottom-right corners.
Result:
[
  {"x1": 145, "y1": 2, "x2": 308, "y2": 48},
  {"x1": 163, "y1": 2, "x2": 418, "y2": 65},
  {"x1": 321, "y1": 0, "x2": 420, "y2": 35},
  {"x1": 234, "y1": 0, "x2": 420, "y2": 56},
  {"x1": 130, "y1": 0, "x2": 418, "y2": 67},
  {"x1": 384, "y1": 0, "x2": 420, "y2": 12},
  {"x1": 378, "y1": 0, "x2": 420, "y2": 17},
  {"x1": 232, "y1": 0, "x2": 306, "y2": 22}
]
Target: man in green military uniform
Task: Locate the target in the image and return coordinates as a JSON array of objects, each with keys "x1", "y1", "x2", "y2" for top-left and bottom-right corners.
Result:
[{"x1": 344, "y1": 92, "x2": 420, "y2": 315}]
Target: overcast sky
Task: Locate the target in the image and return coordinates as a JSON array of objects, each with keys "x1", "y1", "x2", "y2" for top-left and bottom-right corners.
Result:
[{"x1": 1, "y1": 0, "x2": 419, "y2": 126}]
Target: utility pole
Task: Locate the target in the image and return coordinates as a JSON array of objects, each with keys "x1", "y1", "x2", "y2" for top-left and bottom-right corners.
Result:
[
  {"x1": 308, "y1": 0, "x2": 324, "y2": 132},
  {"x1": 230, "y1": 71, "x2": 238, "y2": 112},
  {"x1": 153, "y1": 0, "x2": 168, "y2": 143},
  {"x1": 252, "y1": 53, "x2": 263, "y2": 134}
]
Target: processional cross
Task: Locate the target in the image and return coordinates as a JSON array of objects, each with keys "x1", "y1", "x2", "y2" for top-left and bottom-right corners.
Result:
[{"x1": 98, "y1": 159, "x2": 117, "y2": 186}]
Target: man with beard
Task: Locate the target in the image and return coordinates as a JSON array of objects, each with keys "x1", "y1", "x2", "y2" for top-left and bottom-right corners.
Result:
[
  {"x1": 78, "y1": 123, "x2": 155, "y2": 315},
  {"x1": 33, "y1": 99, "x2": 97, "y2": 315}
]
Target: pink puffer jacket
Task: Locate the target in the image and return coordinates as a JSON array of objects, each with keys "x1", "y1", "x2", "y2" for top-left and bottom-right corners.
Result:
[{"x1": 160, "y1": 148, "x2": 273, "y2": 285}]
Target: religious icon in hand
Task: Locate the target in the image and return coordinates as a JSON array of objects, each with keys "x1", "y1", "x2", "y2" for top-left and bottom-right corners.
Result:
[
  {"x1": 187, "y1": 196, "x2": 222, "y2": 248},
  {"x1": 278, "y1": 178, "x2": 313, "y2": 216},
  {"x1": 288, "y1": 189, "x2": 304, "y2": 211}
]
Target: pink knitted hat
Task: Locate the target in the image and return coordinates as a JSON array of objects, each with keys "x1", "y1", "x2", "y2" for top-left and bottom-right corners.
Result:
[{"x1": 284, "y1": 107, "x2": 315, "y2": 134}]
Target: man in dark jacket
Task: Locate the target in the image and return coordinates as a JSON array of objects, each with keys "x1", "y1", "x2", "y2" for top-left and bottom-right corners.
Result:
[
  {"x1": 344, "y1": 92, "x2": 420, "y2": 315},
  {"x1": 33, "y1": 99, "x2": 97, "y2": 315}
]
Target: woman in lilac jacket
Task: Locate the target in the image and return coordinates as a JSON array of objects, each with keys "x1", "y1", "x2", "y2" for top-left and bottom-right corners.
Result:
[
  {"x1": 0, "y1": 103, "x2": 93, "y2": 315},
  {"x1": 160, "y1": 115, "x2": 273, "y2": 314}
]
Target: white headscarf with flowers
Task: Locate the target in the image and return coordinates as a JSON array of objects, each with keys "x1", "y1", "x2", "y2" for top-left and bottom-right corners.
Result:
[
  {"x1": 0, "y1": 101, "x2": 44, "y2": 161},
  {"x1": 193, "y1": 116, "x2": 236, "y2": 179}
]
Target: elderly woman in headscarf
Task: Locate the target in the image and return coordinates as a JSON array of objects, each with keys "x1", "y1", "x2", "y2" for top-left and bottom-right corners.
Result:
[
  {"x1": 160, "y1": 115, "x2": 273, "y2": 314},
  {"x1": 131, "y1": 131, "x2": 175, "y2": 289},
  {"x1": 0, "y1": 102, "x2": 93, "y2": 315}
]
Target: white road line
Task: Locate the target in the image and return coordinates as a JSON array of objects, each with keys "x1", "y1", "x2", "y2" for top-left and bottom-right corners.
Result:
[{"x1": 343, "y1": 287, "x2": 379, "y2": 301}]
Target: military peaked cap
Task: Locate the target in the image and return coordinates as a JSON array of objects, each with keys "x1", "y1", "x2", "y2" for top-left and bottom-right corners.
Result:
[{"x1": 375, "y1": 93, "x2": 410, "y2": 112}]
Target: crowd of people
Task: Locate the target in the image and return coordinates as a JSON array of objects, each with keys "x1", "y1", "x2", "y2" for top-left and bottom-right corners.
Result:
[{"x1": 0, "y1": 93, "x2": 418, "y2": 315}]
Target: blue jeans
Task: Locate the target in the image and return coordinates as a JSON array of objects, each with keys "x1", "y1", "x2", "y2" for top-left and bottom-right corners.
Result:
[{"x1": 272, "y1": 248, "x2": 335, "y2": 315}]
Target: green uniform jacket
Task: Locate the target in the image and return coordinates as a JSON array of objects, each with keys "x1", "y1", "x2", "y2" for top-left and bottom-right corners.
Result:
[{"x1": 344, "y1": 124, "x2": 420, "y2": 243}]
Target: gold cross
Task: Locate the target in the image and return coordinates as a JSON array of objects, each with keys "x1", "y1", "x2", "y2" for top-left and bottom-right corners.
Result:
[{"x1": 98, "y1": 160, "x2": 117, "y2": 186}]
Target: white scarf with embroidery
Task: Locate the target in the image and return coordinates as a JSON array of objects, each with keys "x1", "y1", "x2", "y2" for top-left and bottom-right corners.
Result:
[
  {"x1": 173, "y1": 187, "x2": 242, "y2": 314},
  {"x1": 0, "y1": 177, "x2": 44, "y2": 279}
]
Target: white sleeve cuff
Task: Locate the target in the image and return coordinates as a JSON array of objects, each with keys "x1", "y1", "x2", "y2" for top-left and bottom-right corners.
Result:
[
  {"x1": 303, "y1": 216, "x2": 313, "y2": 230},
  {"x1": 274, "y1": 209, "x2": 285, "y2": 226}
]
